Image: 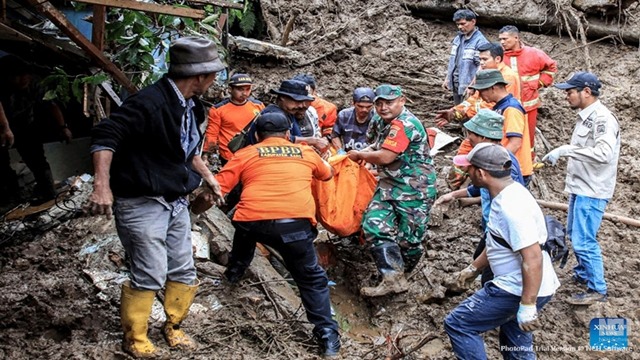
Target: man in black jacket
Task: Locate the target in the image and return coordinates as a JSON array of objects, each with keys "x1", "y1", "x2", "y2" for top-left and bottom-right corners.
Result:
[{"x1": 88, "y1": 37, "x2": 225, "y2": 358}]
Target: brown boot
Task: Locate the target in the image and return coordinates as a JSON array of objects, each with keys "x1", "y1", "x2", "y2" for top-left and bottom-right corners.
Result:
[
  {"x1": 163, "y1": 280, "x2": 199, "y2": 350},
  {"x1": 120, "y1": 283, "x2": 159, "y2": 358},
  {"x1": 360, "y1": 243, "x2": 410, "y2": 298}
]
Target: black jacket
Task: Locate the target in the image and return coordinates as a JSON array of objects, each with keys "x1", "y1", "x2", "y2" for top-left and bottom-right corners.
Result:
[{"x1": 91, "y1": 77, "x2": 206, "y2": 200}]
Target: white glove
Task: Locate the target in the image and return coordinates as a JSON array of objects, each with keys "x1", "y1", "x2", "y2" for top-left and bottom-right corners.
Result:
[
  {"x1": 455, "y1": 264, "x2": 480, "y2": 289},
  {"x1": 542, "y1": 145, "x2": 576, "y2": 166},
  {"x1": 517, "y1": 303, "x2": 540, "y2": 332}
]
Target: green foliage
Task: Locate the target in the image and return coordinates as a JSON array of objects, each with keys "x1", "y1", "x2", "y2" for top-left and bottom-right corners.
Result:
[
  {"x1": 104, "y1": 4, "x2": 229, "y2": 89},
  {"x1": 228, "y1": 1, "x2": 257, "y2": 36},
  {"x1": 40, "y1": 67, "x2": 109, "y2": 105}
]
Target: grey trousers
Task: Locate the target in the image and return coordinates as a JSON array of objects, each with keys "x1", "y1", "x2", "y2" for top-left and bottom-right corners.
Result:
[{"x1": 114, "y1": 196, "x2": 196, "y2": 290}]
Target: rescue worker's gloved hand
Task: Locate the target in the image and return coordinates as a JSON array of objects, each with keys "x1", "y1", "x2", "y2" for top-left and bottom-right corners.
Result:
[
  {"x1": 517, "y1": 303, "x2": 540, "y2": 332},
  {"x1": 542, "y1": 145, "x2": 576, "y2": 166},
  {"x1": 455, "y1": 264, "x2": 480, "y2": 289}
]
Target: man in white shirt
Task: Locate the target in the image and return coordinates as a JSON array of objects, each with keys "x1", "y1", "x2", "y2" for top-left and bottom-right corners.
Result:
[
  {"x1": 543, "y1": 72, "x2": 620, "y2": 305},
  {"x1": 444, "y1": 143, "x2": 560, "y2": 359}
]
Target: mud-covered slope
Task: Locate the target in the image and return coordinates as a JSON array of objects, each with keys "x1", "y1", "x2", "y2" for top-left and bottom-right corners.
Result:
[{"x1": 1, "y1": 0, "x2": 639, "y2": 359}]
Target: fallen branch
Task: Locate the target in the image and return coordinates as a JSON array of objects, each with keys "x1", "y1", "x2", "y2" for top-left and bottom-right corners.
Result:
[
  {"x1": 536, "y1": 199, "x2": 640, "y2": 227},
  {"x1": 456, "y1": 197, "x2": 640, "y2": 227},
  {"x1": 535, "y1": 127, "x2": 553, "y2": 153},
  {"x1": 386, "y1": 333, "x2": 439, "y2": 360},
  {"x1": 551, "y1": 35, "x2": 616, "y2": 57},
  {"x1": 294, "y1": 46, "x2": 346, "y2": 67},
  {"x1": 281, "y1": 12, "x2": 297, "y2": 46}
]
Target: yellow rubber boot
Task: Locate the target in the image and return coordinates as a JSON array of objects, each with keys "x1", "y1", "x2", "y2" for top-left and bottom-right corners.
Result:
[
  {"x1": 121, "y1": 283, "x2": 158, "y2": 358},
  {"x1": 163, "y1": 280, "x2": 199, "y2": 350}
]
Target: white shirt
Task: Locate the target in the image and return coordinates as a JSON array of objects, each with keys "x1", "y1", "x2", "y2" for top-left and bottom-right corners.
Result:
[
  {"x1": 486, "y1": 182, "x2": 560, "y2": 297},
  {"x1": 564, "y1": 100, "x2": 620, "y2": 199}
]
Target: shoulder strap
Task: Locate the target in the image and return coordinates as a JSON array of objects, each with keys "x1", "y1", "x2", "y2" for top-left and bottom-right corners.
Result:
[
  {"x1": 491, "y1": 230, "x2": 545, "y2": 253},
  {"x1": 489, "y1": 231, "x2": 512, "y2": 250},
  {"x1": 241, "y1": 112, "x2": 260, "y2": 134}
]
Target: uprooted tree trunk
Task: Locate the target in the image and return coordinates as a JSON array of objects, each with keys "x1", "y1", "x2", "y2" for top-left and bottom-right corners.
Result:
[{"x1": 404, "y1": 0, "x2": 640, "y2": 47}]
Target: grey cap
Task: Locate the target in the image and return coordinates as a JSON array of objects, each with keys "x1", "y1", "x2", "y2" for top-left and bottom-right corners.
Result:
[
  {"x1": 168, "y1": 37, "x2": 225, "y2": 77},
  {"x1": 453, "y1": 143, "x2": 511, "y2": 172}
]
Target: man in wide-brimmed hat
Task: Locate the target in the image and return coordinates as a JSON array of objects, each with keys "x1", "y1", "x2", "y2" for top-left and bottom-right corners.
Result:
[
  {"x1": 244, "y1": 79, "x2": 329, "y2": 152},
  {"x1": 88, "y1": 36, "x2": 226, "y2": 358}
]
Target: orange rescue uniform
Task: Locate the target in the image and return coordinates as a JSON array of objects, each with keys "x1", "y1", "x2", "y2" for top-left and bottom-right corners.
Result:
[
  {"x1": 504, "y1": 46, "x2": 557, "y2": 148},
  {"x1": 204, "y1": 98, "x2": 264, "y2": 161},
  {"x1": 454, "y1": 62, "x2": 522, "y2": 119},
  {"x1": 501, "y1": 107, "x2": 532, "y2": 176},
  {"x1": 215, "y1": 137, "x2": 333, "y2": 224},
  {"x1": 311, "y1": 97, "x2": 338, "y2": 137},
  {"x1": 456, "y1": 108, "x2": 532, "y2": 177}
]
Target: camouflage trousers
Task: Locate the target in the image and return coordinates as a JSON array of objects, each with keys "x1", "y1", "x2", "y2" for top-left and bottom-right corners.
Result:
[{"x1": 362, "y1": 189, "x2": 433, "y2": 270}]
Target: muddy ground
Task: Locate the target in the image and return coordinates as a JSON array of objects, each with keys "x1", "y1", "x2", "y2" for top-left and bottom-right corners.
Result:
[{"x1": 1, "y1": 0, "x2": 640, "y2": 359}]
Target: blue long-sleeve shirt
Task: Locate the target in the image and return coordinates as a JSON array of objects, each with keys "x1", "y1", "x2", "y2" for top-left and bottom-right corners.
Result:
[{"x1": 446, "y1": 28, "x2": 488, "y2": 95}]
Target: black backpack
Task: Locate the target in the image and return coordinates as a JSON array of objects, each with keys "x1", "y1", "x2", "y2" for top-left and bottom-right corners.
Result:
[{"x1": 490, "y1": 215, "x2": 569, "y2": 268}]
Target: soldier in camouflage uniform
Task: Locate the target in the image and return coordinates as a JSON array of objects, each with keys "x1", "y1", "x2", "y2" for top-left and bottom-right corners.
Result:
[{"x1": 348, "y1": 84, "x2": 437, "y2": 297}]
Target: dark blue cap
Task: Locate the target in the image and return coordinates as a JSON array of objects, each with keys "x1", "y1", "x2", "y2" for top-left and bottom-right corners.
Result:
[
  {"x1": 256, "y1": 112, "x2": 291, "y2": 132},
  {"x1": 353, "y1": 87, "x2": 375, "y2": 103},
  {"x1": 554, "y1": 72, "x2": 601, "y2": 92}
]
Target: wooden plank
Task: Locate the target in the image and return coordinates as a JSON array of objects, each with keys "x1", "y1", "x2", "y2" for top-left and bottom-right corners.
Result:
[
  {"x1": 91, "y1": 5, "x2": 106, "y2": 50},
  {"x1": 0, "y1": 21, "x2": 32, "y2": 41},
  {"x1": 9, "y1": 20, "x2": 88, "y2": 60},
  {"x1": 189, "y1": 0, "x2": 244, "y2": 10},
  {"x1": 73, "y1": 0, "x2": 204, "y2": 19},
  {"x1": 25, "y1": 0, "x2": 137, "y2": 93}
]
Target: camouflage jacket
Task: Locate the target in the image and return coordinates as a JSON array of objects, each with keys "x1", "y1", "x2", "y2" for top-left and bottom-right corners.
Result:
[{"x1": 368, "y1": 108, "x2": 436, "y2": 201}]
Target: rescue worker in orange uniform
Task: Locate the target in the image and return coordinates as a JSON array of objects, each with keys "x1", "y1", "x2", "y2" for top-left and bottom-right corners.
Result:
[
  {"x1": 435, "y1": 42, "x2": 522, "y2": 189},
  {"x1": 499, "y1": 25, "x2": 557, "y2": 157},
  {"x1": 215, "y1": 112, "x2": 341, "y2": 357},
  {"x1": 470, "y1": 70, "x2": 533, "y2": 185},
  {"x1": 203, "y1": 73, "x2": 264, "y2": 165}
]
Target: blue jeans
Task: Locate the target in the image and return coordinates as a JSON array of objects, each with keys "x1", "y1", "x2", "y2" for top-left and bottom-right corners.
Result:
[
  {"x1": 444, "y1": 282, "x2": 552, "y2": 360},
  {"x1": 114, "y1": 196, "x2": 196, "y2": 290},
  {"x1": 567, "y1": 194, "x2": 608, "y2": 294}
]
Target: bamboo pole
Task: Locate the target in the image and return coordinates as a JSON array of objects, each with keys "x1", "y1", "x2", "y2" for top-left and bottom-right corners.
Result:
[{"x1": 455, "y1": 197, "x2": 640, "y2": 228}]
